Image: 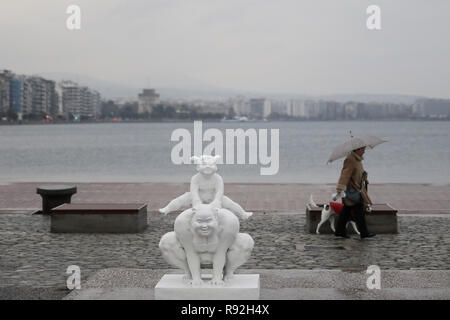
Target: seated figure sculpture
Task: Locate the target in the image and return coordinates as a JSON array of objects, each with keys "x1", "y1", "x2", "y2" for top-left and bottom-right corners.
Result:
[
  {"x1": 159, "y1": 155, "x2": 253, "y2": 220},
  {"x1": 159, "y1": 203, "x2": 254, "y2": 285}
]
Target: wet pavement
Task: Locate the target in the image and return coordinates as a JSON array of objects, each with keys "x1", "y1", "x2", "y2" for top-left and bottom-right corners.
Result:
[{"x1": 0, "y1": 211, "x2": 448, "y2": 299}]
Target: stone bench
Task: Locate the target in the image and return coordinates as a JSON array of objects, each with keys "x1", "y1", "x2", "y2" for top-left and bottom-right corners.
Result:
[
  {"x1": 50, "y1": 203, "x2": 148, "y2": 233},
  {"x1": 305, "y1": 203, "x2": 398, "y2": 234},
  {"x1": 36, "y1": 185, "x2": 77, "y2": 214}
]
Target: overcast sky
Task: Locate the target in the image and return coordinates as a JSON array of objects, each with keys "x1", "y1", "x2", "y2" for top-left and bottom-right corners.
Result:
[{"x1": 1, "y1": 0, "x2": 449, "y2": 98}]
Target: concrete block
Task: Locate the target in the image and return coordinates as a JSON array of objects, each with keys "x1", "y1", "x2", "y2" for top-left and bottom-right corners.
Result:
[{"x1": 51, "y1": 203, "x2": 148, "y2": 233}]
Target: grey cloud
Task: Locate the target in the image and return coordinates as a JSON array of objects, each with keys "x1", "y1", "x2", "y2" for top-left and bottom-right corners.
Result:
[{"x1": 0, "y1": 0, "x2": 449, "y2": 98}]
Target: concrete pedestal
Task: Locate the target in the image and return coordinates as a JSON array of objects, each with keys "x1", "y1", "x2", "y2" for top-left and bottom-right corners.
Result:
[{"x1": 155, "y1": 274, "x2": 260, "y2": 300}]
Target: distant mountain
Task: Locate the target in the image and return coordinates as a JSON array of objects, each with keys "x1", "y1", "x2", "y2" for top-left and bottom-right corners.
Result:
[{"x1": 36, "y1": 72, "x2": 426, "y2": 104}]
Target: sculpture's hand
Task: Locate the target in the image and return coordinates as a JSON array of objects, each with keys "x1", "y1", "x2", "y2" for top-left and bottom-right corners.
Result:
[
  {"x1": 224, "y1": 274, "x2": 234, "y2": 282},
  {"x1": 192, "y1": 200, "x2": 203, "y2": 208},
  {"x1": 158, "y1": 208, "x2": 168, "y2": 215},
  {"x1": 242, "y1": 211, "x2": 253, "y2": 220},
  {"x1": 189, "y1": 278, "x2": 204, "y2": 286},
  {"x1": 209, "y1": 278, "x2": 225, "y2": 286},
  {"x1": 210, "y1": 200, "x2": 222, "y2": 209}
]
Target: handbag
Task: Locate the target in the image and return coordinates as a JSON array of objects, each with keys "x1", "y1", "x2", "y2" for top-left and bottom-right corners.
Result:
[
  {"x1": 345, "y1": 171, "x2": 367, "y2": 204},
  {"x1": 345, "y1": 188, "x2": 362, "y2": 203}
]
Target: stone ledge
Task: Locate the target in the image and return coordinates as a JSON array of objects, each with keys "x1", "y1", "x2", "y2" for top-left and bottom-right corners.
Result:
[{"x1": 64, "y1": 268, "x2": 450, "y2": 300}]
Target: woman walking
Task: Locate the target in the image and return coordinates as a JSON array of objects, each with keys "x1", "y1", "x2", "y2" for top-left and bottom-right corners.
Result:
[{"x1": 335, "y1": 146, "x2": 376, "y2": 239}]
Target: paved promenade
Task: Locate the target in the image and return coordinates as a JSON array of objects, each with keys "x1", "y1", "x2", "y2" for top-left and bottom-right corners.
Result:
[
  {"x1": 0, "y1": 182, "x2": 449, "y2": 299},
  {"x1": 0, "y1": 211, "x2": 448, "y2": 299},
  {"x1": 1, "y1": 182, "x2": 450, "y2": 214}
]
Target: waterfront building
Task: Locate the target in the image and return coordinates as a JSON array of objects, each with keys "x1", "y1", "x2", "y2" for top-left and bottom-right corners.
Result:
[
  {"x1": 197, "y1": 105, "x2": 228, "y2": 115},
  {"x1": 343, "y1": 102, "x2": 358, "y2": 119},
  {"x1": 1, "y1": 71, "x2": 57, "y2": 119},
  {"x1": 287, "y1": 100, "x2": 313, "y2": 118},
  {"x1": 85, "y1": 88, "x2": 100, "y2": 118},
  {"x1": 9, "y1": 75, "x2": 32, "y2": 119},
  {"x1": 0, "y1": 70, "x2": 13, "y2": 116},
  {"x1": 270, "y1": 100, "x2": 289, "y2": 115},
  {"x1": 60, "y1": 80, "x2": 100, "y2": 119},
  {"x1": 231, "y1": 96, "x2": 251, "y2": 116},
  {"x1": 249, "y1": 98, "x2": 271, "y2": 119},
  {"x1": 55, "y1": 83, "x2": 64, "y2": 116},
  {"x1": 412, "y1": 99, "x2": 450, "y2": 119},
  {"x1": 138, "y1": 89, "x2": 160, "y2": 114},
  {"x1": 60, "y1": 81, "x2": 82, "y2": 118},
  {"x1": 28, "y1": 76, "x2": 57, "y2": 116}
]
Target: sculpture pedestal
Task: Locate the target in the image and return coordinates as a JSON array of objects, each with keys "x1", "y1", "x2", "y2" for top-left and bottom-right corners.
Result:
[{"x1": 155, "y1": 274, "x2": 260, "y2": 300}]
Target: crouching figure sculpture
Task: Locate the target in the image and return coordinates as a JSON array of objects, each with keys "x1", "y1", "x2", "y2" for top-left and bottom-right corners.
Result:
[{"x1": 159, "y1": 203, "x2": 254, "y2": 286}]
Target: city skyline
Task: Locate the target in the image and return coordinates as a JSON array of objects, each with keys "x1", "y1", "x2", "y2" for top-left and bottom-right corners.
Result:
[
  {"x1": 0, "y1": 69, "x2": 101, "y2": 120},
  {"x1": 3, "y1": 68, "x2": 449, "y2": 122},
  {"x1": 1, "y1": 1, "x2": 450, "y2": 99}
]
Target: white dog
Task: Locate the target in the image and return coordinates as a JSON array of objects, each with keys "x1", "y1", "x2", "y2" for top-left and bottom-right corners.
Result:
[
  {"x1": 309, "y1": 192, "x2": 360, "y2": 235},
  {"x1": 159, "y1": 155, "x2": 253, "y2": 220}
]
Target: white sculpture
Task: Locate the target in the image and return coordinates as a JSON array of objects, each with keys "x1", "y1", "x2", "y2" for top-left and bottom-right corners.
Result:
[
  {"x1": 159, "y1": 203, "x2": 254, "y2": 285},
  {"x1": 159, "y1": 155, "x2": 253, "y2": 220}
]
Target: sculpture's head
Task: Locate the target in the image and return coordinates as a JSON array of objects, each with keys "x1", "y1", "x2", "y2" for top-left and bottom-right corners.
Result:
[
  {"x1": 191, "y1": 155, "x2": 221, "y2": 175},
  {"x1": 191, "y1": 204, "x2": 220, "y2": 237}
]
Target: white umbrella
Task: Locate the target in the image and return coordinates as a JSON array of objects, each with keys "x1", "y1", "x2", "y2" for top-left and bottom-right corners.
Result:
[{"x1": 327, "y1": 134, "x2": 387, "y2": 163}]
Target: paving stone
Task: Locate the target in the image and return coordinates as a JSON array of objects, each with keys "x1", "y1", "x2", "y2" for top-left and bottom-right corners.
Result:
[{"x1": 0, "y1": 211, "x2": 449, "y2": 296}]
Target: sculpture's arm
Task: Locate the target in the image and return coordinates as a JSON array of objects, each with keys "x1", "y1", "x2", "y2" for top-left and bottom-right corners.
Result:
[
  {"x1": 211, "y1": 249, "x2": 227, "y2": 284},
  {"x1": 185, "y1": 247, "x2": 203, "y2": 285},
  {"x1": 210, "y1": 174, "x2": 224, "y2": 208},
  {"x1": 190, "y1": 175, "x2": 202, "y2": 207}
]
